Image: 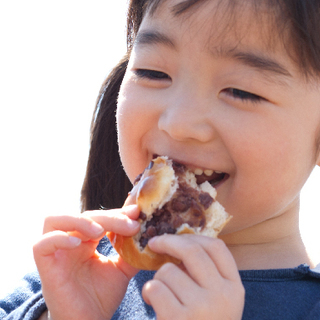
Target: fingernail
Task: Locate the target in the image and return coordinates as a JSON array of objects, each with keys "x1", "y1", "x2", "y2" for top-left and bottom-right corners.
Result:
[
  {"x1": 69, "y1": 236, "x2": 81, "y2": 246},
  {"x1": 90, "y1": 222, "x2": 104, "y2": 235},
  {"x1": 123, "y1": 204, "x2": 139, "y2": 213},
  {"x1": 127, "y1": 219, "x2": 140, "y2": 229},
  {"x1": 125, "y1": 204, "x2": 139, "y2": 210},
  {"x1": 148, "y1": 236, "x2": 159, "y2": 246}
]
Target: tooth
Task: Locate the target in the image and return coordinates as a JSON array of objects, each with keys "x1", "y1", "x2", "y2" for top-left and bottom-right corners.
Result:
[
  {"x1": 204, "y1": 169, "x2": 213, "y2": 176},
  {"x1": 194, "y1": 168, "x2": 203, "y2": 175},
  {"x1": 215, "y1": 170, "x2": 223, "y2": 174}
]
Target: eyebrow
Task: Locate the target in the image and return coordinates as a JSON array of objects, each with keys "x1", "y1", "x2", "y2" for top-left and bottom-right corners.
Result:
[
  {"x1": 134, "y1": 30, "x2": 176, "y2": 49},
  {"x1": 134, "y1": 30, "x2": 292, "y2": 79},
  {"x1": 223, "y1": 50, "x2": 292, "y2": 78}
]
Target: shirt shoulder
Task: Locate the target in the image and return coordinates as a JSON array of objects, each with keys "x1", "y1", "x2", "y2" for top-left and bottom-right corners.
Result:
[
  {"x1": 240, "y1": 264, "x2": 320, "y2": 320},
  {"x1": 0, "y1": 271, "x2": 45, "y2": 320}
]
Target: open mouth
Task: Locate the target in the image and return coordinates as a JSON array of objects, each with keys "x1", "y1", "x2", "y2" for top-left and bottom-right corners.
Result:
[
  {"x1": 153, "y1": 154, "x2": 228, "y2": 188},
  {"x1": 193, "y1": 169, "x2": 228, "y2": 187}
]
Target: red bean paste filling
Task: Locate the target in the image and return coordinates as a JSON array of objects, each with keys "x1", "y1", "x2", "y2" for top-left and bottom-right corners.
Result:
[{"x1": 139, "y1": 161, "x2": 214, "y2": 248}]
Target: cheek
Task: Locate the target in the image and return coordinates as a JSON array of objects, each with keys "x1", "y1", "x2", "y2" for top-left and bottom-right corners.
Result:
[
  {"x1": 226, "y1": 117, "x2": 308, "y2": 202},
  {"x1": 117, "y1": 94, "x2": 141, "y2": 181},
  {"x1": 116, "y1": 79, "x2": 158, "y2": 182},
  {"x1": 235, "y1": 132, "x2": 301, "y2": 191}
]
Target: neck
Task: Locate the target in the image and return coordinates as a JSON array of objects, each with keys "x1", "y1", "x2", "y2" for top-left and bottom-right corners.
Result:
[{"x1": 219, "y1": 208, "x2": 315, "y2": 270}]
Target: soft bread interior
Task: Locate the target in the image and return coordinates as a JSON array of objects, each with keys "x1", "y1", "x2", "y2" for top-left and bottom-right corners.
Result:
[{"x1": 132, "y1": 156, "x2": 230, "y2": 251}]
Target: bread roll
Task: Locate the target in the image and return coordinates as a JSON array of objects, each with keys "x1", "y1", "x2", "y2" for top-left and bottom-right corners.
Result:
[{"x1": 107, "y1": 156, "x2": 231, "y2": 270}]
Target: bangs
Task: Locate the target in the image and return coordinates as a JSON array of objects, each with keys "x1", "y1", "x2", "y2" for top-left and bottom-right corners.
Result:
[
  {"x1": 127, "y1": 0, "x2": 320, "y2": 79},
  {"x1": 126, "y1": 0, "x2": 207, "y2": 50}
]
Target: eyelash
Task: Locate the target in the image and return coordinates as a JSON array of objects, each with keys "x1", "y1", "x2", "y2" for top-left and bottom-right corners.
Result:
[
  {"x1": 134, "y1": 69, "x2": 264, "y2": 103},
  {"x1": 223, "y1": 88, "x2": 264, "y2": 102},
  {"x1": 134, "y1": 69, "x2": 171, "y2": 80}
]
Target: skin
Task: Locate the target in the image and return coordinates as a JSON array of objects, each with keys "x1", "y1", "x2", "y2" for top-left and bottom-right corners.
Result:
[{"x1": 34, "y1": 0, "x2": 320, "y2": 319}]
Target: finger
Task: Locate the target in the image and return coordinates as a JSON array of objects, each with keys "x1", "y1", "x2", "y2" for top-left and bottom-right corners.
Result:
[
  {"x1": 88, "y1": 204, "x2": 140, "y2": 220},
  {"x1": 121, "y1": 204, "x2": 141, "y2": 220},
  {"x1": 43, "y1": 207, "x2": 140, "y2": 241},
  {"x1": 142, "y1": 279, "x2": 182, "y2": 318},
  {"x1": 148, "y1": 234, "x2": 218, "y2": 287},
  {"x1": 33, "y1": 230, "x2": 81, "y2": 257},
  {"x1": 85, "y1": 205, "x2": 140, "y2": 236},
  {"x1": 109, "y1": 255, "x2": 140, "y2": 280},
  {"x1": 153, "y1": 263, "x2": 199, "y2": 306},
  {"x1": 148, "y1": 234, "x2": 239, "y2": 286},
  {"x1": 185, "y1": 235, "x2": 240, "y2": 281},
  {"x1": 43, "y1": 215, "x2": 105, "y2": 241}
]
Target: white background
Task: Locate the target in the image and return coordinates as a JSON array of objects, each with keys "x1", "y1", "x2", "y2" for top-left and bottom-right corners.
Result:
[{"x1": 0, "y1": 0, "x2": 320, "y2": 298}]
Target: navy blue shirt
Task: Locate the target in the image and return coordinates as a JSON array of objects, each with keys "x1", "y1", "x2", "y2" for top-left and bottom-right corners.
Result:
[{"x1": 1, "y1": 237, "x2": 320, "y2": 319}]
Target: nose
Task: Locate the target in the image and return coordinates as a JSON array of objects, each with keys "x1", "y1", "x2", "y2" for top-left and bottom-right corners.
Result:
[{"x1": 158, "y1": 94, "x2": 216, "y2": 143}]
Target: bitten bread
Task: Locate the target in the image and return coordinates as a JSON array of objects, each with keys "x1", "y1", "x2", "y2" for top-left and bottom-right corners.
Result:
[{"x1": 107, "y1": 156, "x2": 231, "y2": 270}]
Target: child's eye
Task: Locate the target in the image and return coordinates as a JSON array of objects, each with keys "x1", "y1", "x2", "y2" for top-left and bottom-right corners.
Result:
[
  {"x1": 223, "y1": 88, "x2": 264, "y2": 103},
  {"x1": 134, "y1": 69, "x2": 171, "y2": 81}
]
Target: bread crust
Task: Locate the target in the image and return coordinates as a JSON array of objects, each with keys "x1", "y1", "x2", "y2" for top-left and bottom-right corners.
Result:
[{"x1": 107, "y1": 231, "x2": 180, "y2": 270}]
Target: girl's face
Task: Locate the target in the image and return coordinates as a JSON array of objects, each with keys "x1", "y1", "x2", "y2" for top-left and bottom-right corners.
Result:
[{"x1": 117, "y1": 0, "x2": 320, "y2": 236}]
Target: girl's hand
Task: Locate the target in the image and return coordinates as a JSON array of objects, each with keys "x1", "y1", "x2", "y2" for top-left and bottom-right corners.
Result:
[
  {"x1": 142, "y1": 234, "x2": 245, "y2": 320},
  {"x1": 33, "y1": 205, "x2": 140, "y2": 320}
]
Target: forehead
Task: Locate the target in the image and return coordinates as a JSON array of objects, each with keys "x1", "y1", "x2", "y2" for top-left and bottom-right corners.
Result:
[
  {"x1": 139, "y1": 0, "x2": 289, "y2": 66},
  {"x1": 142, "y1": 0, "x2": 284, "y2": 52},
  {"x1": 146, "y1": 0, "x2": 277, "y2": 21}
]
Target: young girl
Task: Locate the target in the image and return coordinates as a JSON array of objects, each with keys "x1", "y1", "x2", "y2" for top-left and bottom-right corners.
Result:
[{"x1": 2, "y1": 0, "x2": 320, "y2": 319}]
